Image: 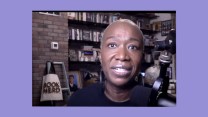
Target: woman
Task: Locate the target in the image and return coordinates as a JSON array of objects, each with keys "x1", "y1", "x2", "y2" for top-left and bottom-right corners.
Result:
[{"x1": 68, "y1": 19, "x2": 151, "y2": 106}]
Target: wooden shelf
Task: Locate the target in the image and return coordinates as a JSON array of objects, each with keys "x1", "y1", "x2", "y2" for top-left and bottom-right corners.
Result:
[
  {"x1": 119, "y1": 12, "x2": 159, "y2": 19},
  {"x1": 69, "y1": 39, "x2": 100, "y2": 45},
  {"x1": 68, "y1": 39, "x2": 101, "y2": 49},
  {"x1": 68, "y1": 19, "x2": 108, "y2": 29},
  {"x1": 69, "y1": 61, "x2": 101, "y2": 71},
  {"x1": 141, "y1": 29, "x2": 159, "y2": 35},
  {"x1": 69, "y1": 61, "x2": 100, "y2": 64}
]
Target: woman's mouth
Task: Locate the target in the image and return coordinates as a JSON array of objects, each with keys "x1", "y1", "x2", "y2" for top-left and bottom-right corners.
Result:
[{"x1": 111, "y1": 65, "x2": 132, "y2": 78}]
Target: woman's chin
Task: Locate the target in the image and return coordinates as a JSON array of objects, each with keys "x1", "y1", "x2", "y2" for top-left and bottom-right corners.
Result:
[{"x1": 110, "y1": 77, "x2": 131, "y2": 87}]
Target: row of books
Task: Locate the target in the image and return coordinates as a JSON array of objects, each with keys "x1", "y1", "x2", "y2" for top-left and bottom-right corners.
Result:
[
  {"x1": 67, "y1": 12, "x2": 151, "y2": 30},
  {"x1": 68, "y1": 12, "x2": 118, "y2": 24},
  {"x1": 69, "y1": 27, "x2": 103, "y2": 42}
]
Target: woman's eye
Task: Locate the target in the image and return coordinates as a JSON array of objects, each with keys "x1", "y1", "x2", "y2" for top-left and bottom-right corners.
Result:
[
  {"x1": 108, "y1": 43, "x2": 117, "y2": 48},
  {"x1": 128, "y1": 45, "x2": 139, "y2": 50}
]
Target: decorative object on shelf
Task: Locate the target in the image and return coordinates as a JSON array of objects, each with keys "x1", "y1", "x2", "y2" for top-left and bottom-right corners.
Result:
[
  {"x1": 151, "y1": 21, "x2": 161, "y2": 31},
  {"x1": 144, "y1": 53, "x2": 153, "y2": 63},
  {"x1": 82, "y1": 30, "x2": 91, "y2": 41},
  {"x1": 69, "y1": 49, "x2": 78, "y2": 61},
  {"x1": 76, "y1": 49, "x2": 99, "y2": 62},
  {"x1": 144, "y1": 65, "x2": 160, "y2": 87}
]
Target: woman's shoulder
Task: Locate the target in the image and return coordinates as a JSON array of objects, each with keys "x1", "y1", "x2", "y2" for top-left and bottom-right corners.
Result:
[
  {"x1": 67, "y1": 83, "x2": 104, "y2": 106},
  {"x1": 131, "y1": 85, "x2": 152, "y2": 106}
]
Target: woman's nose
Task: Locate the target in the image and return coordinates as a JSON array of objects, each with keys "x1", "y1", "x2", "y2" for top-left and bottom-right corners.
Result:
[{"x1": 115, "y1": 46, "x2": 130, "y2": 61}]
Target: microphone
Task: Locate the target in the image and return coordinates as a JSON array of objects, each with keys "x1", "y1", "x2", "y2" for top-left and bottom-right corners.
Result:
[
  {"x1": 147, "y1": 29, "x2": 176, "y2": 106},
  {"x1": 154, "y1": 29, "x2": 176, "y2": 54}
]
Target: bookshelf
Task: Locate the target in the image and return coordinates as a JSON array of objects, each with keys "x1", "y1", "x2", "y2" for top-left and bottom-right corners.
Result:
[{"x1": 68, "y1": 12, "x2": 160, "y2": 85}]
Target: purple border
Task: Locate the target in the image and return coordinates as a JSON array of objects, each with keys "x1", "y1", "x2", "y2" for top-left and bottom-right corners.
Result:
[{"x1": 1, "y1": 0, "x2": 207, "y2": 117}]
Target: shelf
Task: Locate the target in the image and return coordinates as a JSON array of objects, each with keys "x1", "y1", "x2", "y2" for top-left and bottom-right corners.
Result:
[
  {"x1": 69, "y1": 39, "x2": 155, "y2": 51},
  {"x1": 134, "y1": 13, "x2": 159, "y2": 19},
  {"x1": 68, "y1": 19, "x2": 108, "y2": 29},
  {"x1": 69, "y1": 61, "x2": 101, "y2": 71},
  {"x1": 141, "y1": 29, "x2": 159, "y2": 35},
  {"x1": 69, "y1": 39, "x2": 100, "y2": 45},
  {"x1": 68, "y1": 39, "x2": 101, "y2": 49},
  {"x1": 69, "y1": 61, "x2": 100, "y2": 64},
  {"x1": 68, "y1": 20, "x2": 159, "y2": 36},
  {"x1": 118, "y1": 12, "x2": 159, "y2": 19}
]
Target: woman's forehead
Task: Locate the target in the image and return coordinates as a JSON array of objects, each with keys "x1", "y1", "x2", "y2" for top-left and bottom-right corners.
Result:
[{"x1": 103, "y1": 22, "x2": 142, "y2": 39}]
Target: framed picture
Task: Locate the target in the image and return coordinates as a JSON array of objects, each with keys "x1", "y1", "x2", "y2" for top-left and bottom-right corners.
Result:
[{"x1": 68, "y1": 71, "x2": 83, "y2": 89}]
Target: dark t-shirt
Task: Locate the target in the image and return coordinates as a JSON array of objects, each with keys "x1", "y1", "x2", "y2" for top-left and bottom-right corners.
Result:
[{"x1": 67, "y1": 83, "x2": 151, "y2": 106}]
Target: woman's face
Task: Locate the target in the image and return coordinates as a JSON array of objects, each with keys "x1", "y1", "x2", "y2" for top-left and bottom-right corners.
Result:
[{"x1": 100, "y1": 22, "x2": 143, "y2": 87}]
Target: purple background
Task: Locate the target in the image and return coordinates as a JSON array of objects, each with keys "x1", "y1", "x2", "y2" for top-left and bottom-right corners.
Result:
[{"x1": 0, "y1": 0, "x2": 207, "y2": 117}]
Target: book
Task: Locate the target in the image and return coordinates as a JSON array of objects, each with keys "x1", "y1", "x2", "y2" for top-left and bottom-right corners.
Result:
[
  {"x1": 82, "y1": 30, "x2": 91, "y2": 41},
  {"x1": 86, "y1": 13, "x2": 91, "y2": 22},
  {"x1": 98, "y1": 32, "x2": 103, "y2": 42},
  {"x1": 71, "y1": 28, "x2": 75, "y2": 40},
  {"x1": 76, "y1": 29, "x2": 80, "y2": 40},
  {"x1": 82, "y1": 12, "x2": 86, "y2": 21},
  {"x1": 79, "y1": 29, "x2": 83, "y2": 41},
  {"x1": 93, "y1": 31, "x2": 97, "y2": 42}
]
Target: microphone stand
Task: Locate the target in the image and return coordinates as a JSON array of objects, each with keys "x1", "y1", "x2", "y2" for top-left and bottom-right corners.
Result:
[{"x1": 149, "y1": 51, "x2": 176, "y2": 106}]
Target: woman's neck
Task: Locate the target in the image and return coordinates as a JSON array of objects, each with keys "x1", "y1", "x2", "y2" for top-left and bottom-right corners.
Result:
[{"x1": 104, "y1": 81, "x2": 132, "y2": 102}]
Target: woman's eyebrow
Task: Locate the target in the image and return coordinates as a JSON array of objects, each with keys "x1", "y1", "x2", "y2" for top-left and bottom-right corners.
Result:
[
  {"x1": 128, "y1": 38, "x2": 141, "y2": 43},
  {"x1": 105, "y1": 36, "x2": 141, "y2": 43},
  {"x1": 105, "y1": 36, "x2": 116, "y2": 40}
]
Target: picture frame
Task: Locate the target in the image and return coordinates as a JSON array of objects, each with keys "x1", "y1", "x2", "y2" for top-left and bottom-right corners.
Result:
[{"x1": 68, "y1": 71, "x2": 83, "y2": 89}]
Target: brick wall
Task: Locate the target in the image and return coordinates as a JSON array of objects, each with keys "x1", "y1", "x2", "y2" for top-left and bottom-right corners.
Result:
[{"x1": 32, "y1": 12, "x2": 69, "y2": 106}]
